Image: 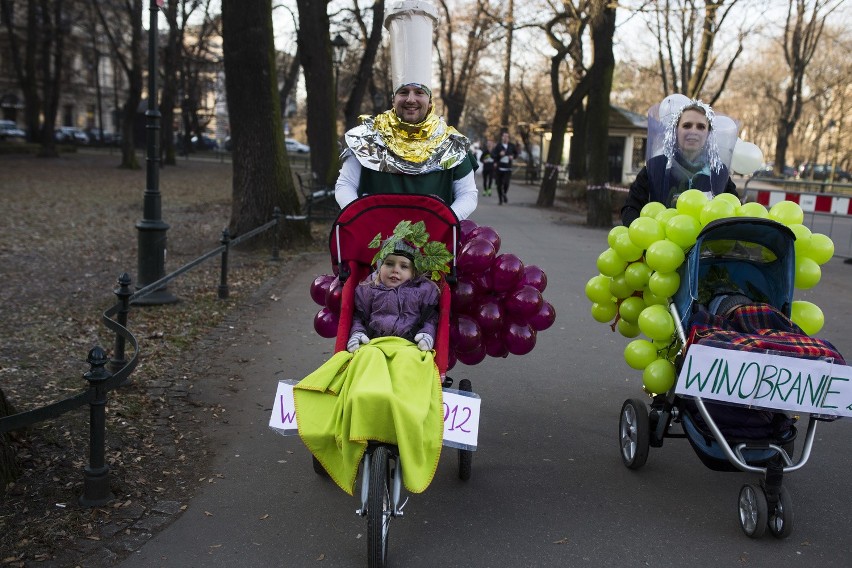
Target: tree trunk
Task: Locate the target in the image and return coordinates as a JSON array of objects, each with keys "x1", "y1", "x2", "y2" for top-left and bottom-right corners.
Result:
[
  {"x1": 536, "y1": 77, "x2": 591, "y2": 208},
  {"x1": 222, "y1": 0, "x2": 309, "y2": 245},
  {"x1": 585, "y1": 2, "x2": 616, "y2": 228},
  {"x1": 0, "y1": 389, "x2": 20, "y2": 493},
  {"x1": 499, "y1": 0, "x2": 514, "y2": 129},
  {"x1": 279, "y1": 47, "x2": 301, "y2": 123},
  {"x1": 434, "y1": 0, "x2": 494, "y2": 129},
  {"x1": 35, "y1": 0, "x2": 67, "y2": 158},
  {"x1": 116, "y1": 1, "x2": 143, "y2": 169},
  {"x1": 0, "y1": 0, "x2": 43, "y2": 143},
  {"x1": 296, "y1": 0, "x2": 339, "y2": 186},
  {"x1": 343, "y1": 0, "x2": 385, "y2": 131},
  {"x1": 772, "y1": 0, "x2": 833, "y2": 178},
  {"x1": 161, "y1": 0, "x2": 181, "y2": 166}
]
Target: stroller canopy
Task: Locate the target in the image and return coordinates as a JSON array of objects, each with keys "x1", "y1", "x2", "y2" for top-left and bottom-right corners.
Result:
[
  {"x1": 673, "y1": 217, "x2": 796, "y2": 329},
  {"x1": 329, "y1": 194, "x2": 460, "y2": 275}
]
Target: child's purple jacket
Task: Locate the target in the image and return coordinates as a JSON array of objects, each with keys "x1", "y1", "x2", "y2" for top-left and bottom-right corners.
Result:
[{"x1": 350, "y1": 275, "x2": 440, "y2": 341}]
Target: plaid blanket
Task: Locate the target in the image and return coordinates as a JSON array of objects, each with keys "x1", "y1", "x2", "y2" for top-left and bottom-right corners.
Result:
[
  {"x1": 688, "y1": 303, "x2": 846, "y2": 364},
  {"x1": 682, "y1": 303, "x2": 844, "y2": 441}
]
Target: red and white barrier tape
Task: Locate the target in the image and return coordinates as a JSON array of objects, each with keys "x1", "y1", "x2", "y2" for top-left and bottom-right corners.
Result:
[{"x1": 753, "y1": 190, "x2": 852, "y2": 216}]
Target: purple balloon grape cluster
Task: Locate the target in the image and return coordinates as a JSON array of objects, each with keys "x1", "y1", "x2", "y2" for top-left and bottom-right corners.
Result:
[
  {"x1": 310, "y1": 274, "x2": 342, "y2": 338},
  {"x1": 449, "y1": 220, "x2": 556, "y2": 368},
  {"x1": 307, "y1": 220, "x2": 556, "y2": 369}
]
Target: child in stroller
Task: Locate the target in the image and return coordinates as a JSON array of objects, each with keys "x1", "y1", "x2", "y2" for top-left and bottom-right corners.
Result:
[
  {"x1": 295, "y1": 232, "x2": 446, "y2": 497},
  {"x1": 618, "y1": 216, "x2": 846, "y2": 539},
  {"x1": 290, "y1": 193, "x2": 475, "y2": 568}
]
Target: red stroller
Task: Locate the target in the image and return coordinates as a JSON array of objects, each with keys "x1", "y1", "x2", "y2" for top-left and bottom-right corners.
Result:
[{"x1": 323, "y1": 193, "x2": 474, "y2": 567}]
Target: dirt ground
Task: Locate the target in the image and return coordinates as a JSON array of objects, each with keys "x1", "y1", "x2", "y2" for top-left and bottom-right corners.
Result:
[{"x1": 0, "y1": 150, "x2": 324, "y2": 567}]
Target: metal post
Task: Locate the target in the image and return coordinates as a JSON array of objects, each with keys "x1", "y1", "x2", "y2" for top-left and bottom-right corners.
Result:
[
  {"x1": 218, "y1": 228, "x2": 230, "y2": 299},
  {"x1": 79, "y1": 347, "x2": 113, "y2": 507},
  {"x1": 271, "y1": 207, "x2": 281, "y2": 260},
  {"x1": 135, "y1": 0, "x2": 177, "y2": 305},
  {"x1": 110, "y1": 273, "x2": 132, "y2": 375}
]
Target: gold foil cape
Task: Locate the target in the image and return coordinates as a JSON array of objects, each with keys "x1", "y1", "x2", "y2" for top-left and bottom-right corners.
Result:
[{"x1": 342, "y1": 109, "x2": 470, "y2": 175}]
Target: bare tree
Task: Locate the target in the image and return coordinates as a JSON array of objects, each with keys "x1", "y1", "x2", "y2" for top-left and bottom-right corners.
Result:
[
  {"x1": 221, "y1": 0, "x2": 308, "y2": 243},
  {"x1": 275, "y1": 5, "x2": 301, "y2": 126},
  {"x1": 585, "y1": 0, "x2": 616, "y2": 227},
  {"x1": 645, "y1": 0, "x2": 746, "y2": 104},
  {"x1": 771, "y1": 0, "x2": 842, "y2": 178},
  {"x1": 179, "y1": 3, "x2": 221, "y2": 150},
  {"x1": 340, "y1": 0, "x2": 385, "y2": 130},
  {"x1": 295, "y1": 0, "x2": 339, "y2": 185},
  {"x1": 159, "y1": 0, "x2": 187, "y2": 165},
  {"x1": 535, "y1": 0, "x2": 592, "y2": 207},
  {"x1": 1, "y1": 0, "x2": 70, "y2": 155},
  {"x1": 434, "y1": 0, "x2": 500, "y2": 127},
  {"x1": 499, "y1": 0, "x2": 514, "y2": 128},
  {"x1": 92, "y1": 0, "x2": 144, "y2": 169}
]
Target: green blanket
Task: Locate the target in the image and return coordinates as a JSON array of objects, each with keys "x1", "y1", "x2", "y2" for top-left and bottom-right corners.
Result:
[{"x1": 293, "y1": 336, "x2": 444, "y2": 495}]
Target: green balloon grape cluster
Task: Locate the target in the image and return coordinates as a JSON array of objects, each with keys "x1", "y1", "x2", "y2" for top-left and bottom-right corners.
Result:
[{"x1": 586, "y1": 189, "x2": 836, "y2": 395}]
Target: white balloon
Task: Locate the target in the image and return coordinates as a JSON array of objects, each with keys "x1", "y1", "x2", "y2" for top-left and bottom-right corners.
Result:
[
  {"x1": 712, "y1": 115, "x2": 739, "y2": 137},
  {"x1": 731, "y1": 139, "x2": 764, "y2": 175},
  {"x1": 659, "y1": 94, "x2": 691, "y2": 127}
]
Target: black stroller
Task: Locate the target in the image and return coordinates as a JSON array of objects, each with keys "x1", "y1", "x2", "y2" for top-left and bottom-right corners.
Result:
[{"x1": 618, "y1": 217, "x2": 847, "y2": 538}]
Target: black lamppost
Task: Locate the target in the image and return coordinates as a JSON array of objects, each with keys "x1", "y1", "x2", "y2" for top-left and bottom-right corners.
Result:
[
  {"x1": 331, "y1": 34, "x2": 349, "y2": 100},
  {"x1": 135, "y1": 0, "x2": 177, "y2": 304}
]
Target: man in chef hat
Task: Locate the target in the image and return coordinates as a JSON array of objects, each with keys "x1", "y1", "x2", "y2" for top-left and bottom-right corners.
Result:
[{"x1": 334, "y1": 0, "x2": 478, "y2": 220}]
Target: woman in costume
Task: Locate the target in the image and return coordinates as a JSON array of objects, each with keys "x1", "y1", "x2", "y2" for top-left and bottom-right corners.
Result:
[{"x1": 621, "y1": 96, "x2": 739, "y2": 226}]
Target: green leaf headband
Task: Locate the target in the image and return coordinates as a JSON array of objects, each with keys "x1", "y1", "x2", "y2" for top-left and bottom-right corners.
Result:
[{"x1": 369, "y1": 220, "x2": 453, "y2": 281}]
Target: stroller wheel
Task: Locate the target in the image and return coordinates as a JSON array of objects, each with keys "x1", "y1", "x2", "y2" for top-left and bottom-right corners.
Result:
[
  {"x1": 619, "y1": 399, "x2": 650, "y2": 469},
  {"x1": 768, "y1": 486, "x2": 794, "y2": 539},
  {"x1": 738, "y1": 484, "x2": 768, "y2": 538},
  {"x1": 312, "y1": 456, "x2": 330, "y2": 477},
  {"x1": 457, "y1": 379, "x2": 473, "y2": 481}
]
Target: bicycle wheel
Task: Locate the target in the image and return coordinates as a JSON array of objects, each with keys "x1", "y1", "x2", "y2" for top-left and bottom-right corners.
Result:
[
  {"x1": 458, "y1": 379, "x2": 473, "y2": 481},
  {"x1": 368, "y1": 446, "x2": 392, "y2": 568}
]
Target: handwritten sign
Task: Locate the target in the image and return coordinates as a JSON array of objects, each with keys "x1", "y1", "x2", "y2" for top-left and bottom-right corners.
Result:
[
  {"x1": 676, "y1": 343, "x2": 852, "y2": 418},
  {"x1": 440, "y1": 387, "x2": 481, "y2": 450},
  {"x1": 269, "y1": 380, "x2": 481, "y2": 450},
  {"x1": 269, "y1": 379, "x2": 300, "y2": 435}
]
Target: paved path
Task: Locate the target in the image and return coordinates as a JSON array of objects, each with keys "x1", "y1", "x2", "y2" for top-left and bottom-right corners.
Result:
[{"x1": 119, "y1": 179, "x2": 852, "y2": 567}]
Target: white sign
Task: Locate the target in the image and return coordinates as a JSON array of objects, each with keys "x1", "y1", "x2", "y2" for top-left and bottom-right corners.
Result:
[
  {"x1": 676, "y1": 343, "x2": 852, "y2": 418},
  {"x1": 269, "y1": 380, "x2": 481, "y2": 450},
  {"x1": 269, "y1": 379, "x2": 300, "y2": 435},
  {"x1": 440, "y1": 387, "x2": 481, "y2": 450}
]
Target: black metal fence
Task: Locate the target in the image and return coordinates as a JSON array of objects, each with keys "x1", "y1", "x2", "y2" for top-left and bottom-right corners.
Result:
[{"x1": 0, "y1": 209, "x2": 284, "y2": 506}]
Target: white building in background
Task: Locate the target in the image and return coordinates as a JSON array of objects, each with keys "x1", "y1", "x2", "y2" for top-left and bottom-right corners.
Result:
[{"x1": 538, "y1": 106, "x2": 648, "y2": 186}]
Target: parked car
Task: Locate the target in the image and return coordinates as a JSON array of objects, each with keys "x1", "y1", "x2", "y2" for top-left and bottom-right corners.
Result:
[
  {"x1": 0, "y1": 120, "x2": 26, "y2": 142},
  {"x1": 191, "y1": 134, "x2": 219, "y2": 150},
  {"x1": 55, "y1": 126, "x2": 90, "y2": 144},
  {"x1": 752, "y1": 162, "x2": 795, "y2": 179},
  {"x1": 285, "y1": 138, "x2": 310, "y2": 153},
  {"x1": 796, "y1": 162, "x2": 852, "y2": 182},
  {"x1": 85, "y1": 128, "x2": 118, "y2": 146}
]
